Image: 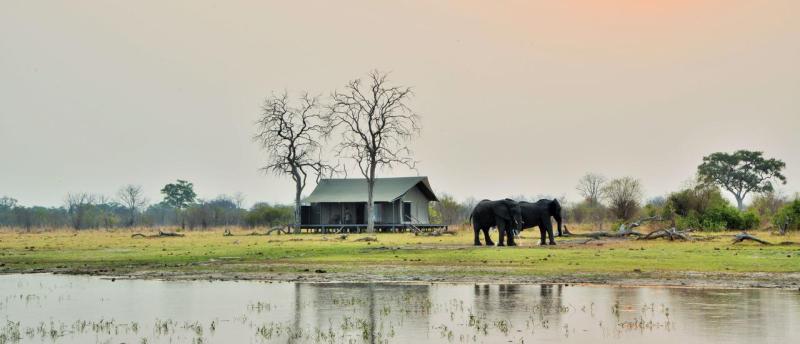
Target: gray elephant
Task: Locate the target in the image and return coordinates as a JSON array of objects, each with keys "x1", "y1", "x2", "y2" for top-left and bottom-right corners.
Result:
[
  {"x1": 469, "y1": 199, "x2": 523, "y2": 246},
  {"x1": 519, "y1": 199, "x2": 564, "y2": 245}
]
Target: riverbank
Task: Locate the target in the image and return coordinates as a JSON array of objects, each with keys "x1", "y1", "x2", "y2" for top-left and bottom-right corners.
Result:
[{"x1": 2, "y1": 228, "x2": 799, "y2": 289}]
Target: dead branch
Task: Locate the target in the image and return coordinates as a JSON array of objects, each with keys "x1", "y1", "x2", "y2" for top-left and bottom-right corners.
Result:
[
  {"x1": 354, "y1": 236, "x2": 378, "y2": 242},
  {"x1": 639, "y1": 227, "x2": 691, "y2": 241},
  {"x1": 618, "y1": 216, "x2": 662, "y2": 232},
  {"x1": 131, "y1": 230, "x2": 184, "y2": 238},
  {"x1": 266, "y1": 226, "x2": 289, "y2": 235},
  {"x1": 732, "y1": 232, "x2": 773, "y2": 245},
  {"x1": 415, "y1": 230, "x2": 456, "y2": 237}
]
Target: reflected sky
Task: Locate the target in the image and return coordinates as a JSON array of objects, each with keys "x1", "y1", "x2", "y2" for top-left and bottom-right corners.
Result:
[{"x1": 1, "y1": 274, "x2": 798, "y2": 343}]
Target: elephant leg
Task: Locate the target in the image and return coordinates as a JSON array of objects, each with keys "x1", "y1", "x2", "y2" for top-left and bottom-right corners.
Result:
[
  {"x1": 544, "y1": 221, "x2": 556, "y2": 245},
  {"x1": 497, "y1": 223, "x2": 506, "y2": 247},
  {"x1": 539, "y1": 225, "x2": 547, "y2": 245},
  {"x1": 505, "y1": 220, "x2": 517, "y2": 246},
  {"x1": 473, "y1": 223, "x2": 482, "y2": 245},
  {"x1": 482, "y1": 227, "x2": 494, "y2": 246}
]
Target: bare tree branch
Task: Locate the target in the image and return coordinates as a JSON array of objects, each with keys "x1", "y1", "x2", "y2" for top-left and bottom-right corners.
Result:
[
  {"x1": 254, "y1": 92, "x2": 339, "y2": 231},
  {"x1": 326, "y1": 70, "x2": 420, "y2": 233}
]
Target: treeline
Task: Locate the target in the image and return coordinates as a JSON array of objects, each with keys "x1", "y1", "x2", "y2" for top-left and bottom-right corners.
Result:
[
  {"x1": 568, "y1": 176, "x2": 798, "y2": 232},
  {"x1": 453, "y1": 150, "x2": 796, "y2": 233},
  {"x1": 0, "y1": 182, "x2": 293, "y2": 231}
]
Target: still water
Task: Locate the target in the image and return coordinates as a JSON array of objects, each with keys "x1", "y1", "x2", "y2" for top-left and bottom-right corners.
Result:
[{"x1": 0, "y1": 274, "x2": 798, "y2": 343}]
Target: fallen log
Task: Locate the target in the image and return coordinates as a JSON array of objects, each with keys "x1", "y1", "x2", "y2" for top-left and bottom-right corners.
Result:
[
  {"x1": 567, "y1": 229, "x2": 643, "y2": 239},
  {"x1": 416, "y1": 230, "x2": 457, "y2": 237},
  {"x1": 131, "y1": 230, "x2": 185, "y2": 238},
  {"x1": 266, "y1": 226, "x2": 289, "y2": 235},
  {"x1": 639, "y1": 227, "x2": 691, "y2": 241},
  {"x1": 732, "y1": 232, "x2": 772, "y2": 245},
  {"x1": 354, "y1": 236, "x2": 378, "y2": 242}
]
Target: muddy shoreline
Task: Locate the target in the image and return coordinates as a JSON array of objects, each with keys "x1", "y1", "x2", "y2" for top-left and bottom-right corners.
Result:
[{"x1": 9, "y1": 268, "x2": 800, "y2": 290}]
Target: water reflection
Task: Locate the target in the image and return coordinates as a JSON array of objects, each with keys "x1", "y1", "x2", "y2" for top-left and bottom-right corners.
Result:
[{"x1": 0, "y1": 274, "x2": 798, "y2": 343}]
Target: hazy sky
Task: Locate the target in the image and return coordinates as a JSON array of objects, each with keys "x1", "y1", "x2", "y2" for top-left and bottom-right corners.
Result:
[{"x1": 1, "y1": 0, "x2": 798, "y2": 207}]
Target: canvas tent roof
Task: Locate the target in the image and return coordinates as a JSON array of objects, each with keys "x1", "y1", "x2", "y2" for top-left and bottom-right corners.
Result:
[{"x1": 304, "y1": 177, "x2": 438, "y2": 203}]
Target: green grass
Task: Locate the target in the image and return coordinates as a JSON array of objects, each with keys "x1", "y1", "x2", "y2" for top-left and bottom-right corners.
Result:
[{"x1": 1, "y1": 227, "x2": 799, "y2": 281}]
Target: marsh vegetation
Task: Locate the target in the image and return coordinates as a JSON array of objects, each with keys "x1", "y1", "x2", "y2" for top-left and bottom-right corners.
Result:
[{"x1": 1, "y1": 274, "x2": 799, "y2": 343}]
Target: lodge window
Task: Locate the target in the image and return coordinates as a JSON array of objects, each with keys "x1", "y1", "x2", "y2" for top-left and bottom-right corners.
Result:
[{"x1": 373, "y1": 203, "x2": 383, "y2": 222}]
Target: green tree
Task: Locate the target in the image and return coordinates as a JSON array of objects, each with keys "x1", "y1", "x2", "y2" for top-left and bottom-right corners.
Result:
[
  {"x1": 697, "y1": 150, "x2": 786, "y2": 210},
  {"x1": 161, "y1": 180, "x2": 197, "y2": 229},
  {"x1": 773, "y1": 199, "x2": 800, "y2": 234},
  {"x1": 430, "y1": 194, "x2": 466, "y2": 225}
]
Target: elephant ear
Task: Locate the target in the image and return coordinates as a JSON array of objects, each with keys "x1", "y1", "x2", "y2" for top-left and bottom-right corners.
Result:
[{"x1": 493, "y1": 201, "x2": 511, "y2": 220}]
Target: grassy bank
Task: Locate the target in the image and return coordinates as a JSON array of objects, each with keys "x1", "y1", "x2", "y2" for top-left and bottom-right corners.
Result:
[{"x1": 1, "y1": 226, "x2": 799, "y2": 287}]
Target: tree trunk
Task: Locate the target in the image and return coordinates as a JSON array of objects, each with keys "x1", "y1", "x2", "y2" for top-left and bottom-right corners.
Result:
[
  {"x1": 177, "y1": 208, "x2": 185, "y2": 230},
  {"x1": 366, "y1": 163, "x2": 376, "y2": 233},
  {"x1": 735, "y1": 195, "x2": 744, "y2": 211},
  {"x1": 294, "y1": 182, "x2": 302, "y2": 234},
  {"x1": 366, "y1": 180, "x2": 375, "y2": 233}
]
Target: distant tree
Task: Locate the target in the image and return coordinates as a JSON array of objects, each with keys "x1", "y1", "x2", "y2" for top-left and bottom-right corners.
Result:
[
  {"x1": 245, "y1": 203, "x2": 294, "y2": 227},
  {"x1": 697, "y1": 150, "x2": 786, "y2": 210},
  {"x1": 431, "y1": 194, "x2": 466, "y2": 225},
  {"x1": 773, "y1": 198, "x2": 800, "y2": 234},
  {"x1": 66, "y1": 193, "x2": 95, "y2": 230},
  {"x1": 461, "y1": 197, "x2": 480, "y2": 224},
  {"x1": 749, "y1": 190, "x2": 787, "y2": 219},
  {"x1": 255, "y1": 93, "x2": 335, "y2": 233},
  {"x1": 576, "y1": 173, "x2": 606, "y2": 205},
  {"x1": 327, "y1": 70, "x2": 419, "y2": 233},
  {"x1": 0, "y1": 196, "x2": 18, "y2": 210},
  {"x1": 575, "y1": 174, "x2": 608, "y2": 229},
  {"x1": 161, "y1": 180, "x2": 196, "y2": 229},
  {"x1": 0, "y1": 196, "x2": 18, "y2": 227},
  {"x1": 117, "y1": 185, "x2": 147, "y2": 227},
  {"x1": 232, "y1": 192, "x2": 246, "y2": 209},
  {"x1": 602, "y1": 177, "x2": 643, "y2": 221}
]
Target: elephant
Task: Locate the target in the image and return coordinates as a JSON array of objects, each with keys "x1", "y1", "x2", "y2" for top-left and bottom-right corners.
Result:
[
  {"x1": 519, "y1": 199, "x2": 563, "y2": 245},
  {"x1": 470, "y1": 199, "x2": 523, "y2": 246}
]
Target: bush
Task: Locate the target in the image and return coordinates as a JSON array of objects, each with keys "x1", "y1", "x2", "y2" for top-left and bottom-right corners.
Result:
[
  {"x1": 773, "y1": 199, "x2": 800, "y2": 232},
  {"x1": 665, "y1": 184, "x2": 759, "y2": 231},
  {"x1": 244, "y1": 203, "x2": 294, "y2": 227},
  {"x1": 740, "y1": 210, "x2": 761, "y2": 230},
  {"x1": 672, "y1": 202, "x2": 759, "y2": 231}
]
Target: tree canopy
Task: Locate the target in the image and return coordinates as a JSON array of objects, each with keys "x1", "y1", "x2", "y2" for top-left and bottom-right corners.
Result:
[
  {"x1": 697, "y1": 150, "x2": 786, "y2": 210},
  {"x1": 161, "y1": 180, "x2": 196, "y2": 210}
]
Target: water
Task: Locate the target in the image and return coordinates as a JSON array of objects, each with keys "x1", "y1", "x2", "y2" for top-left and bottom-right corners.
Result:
[{"x1": 0, "y1": 274, "x2": 798, "y2": 343}]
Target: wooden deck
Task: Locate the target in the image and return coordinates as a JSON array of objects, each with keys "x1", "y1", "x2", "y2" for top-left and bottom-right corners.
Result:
[{"x1": 292, "y1": 223, "x2": 448, "y2": 234}]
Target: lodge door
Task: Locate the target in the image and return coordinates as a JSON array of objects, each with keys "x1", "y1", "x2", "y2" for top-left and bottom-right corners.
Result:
[{"x1": 356, "y1": 204, "x2": 365, "y2": 224}]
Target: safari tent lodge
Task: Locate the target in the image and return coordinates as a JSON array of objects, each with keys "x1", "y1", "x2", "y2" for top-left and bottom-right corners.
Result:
[{"x1": 299, "y1": 177, "x2": 446, "y2": 232}]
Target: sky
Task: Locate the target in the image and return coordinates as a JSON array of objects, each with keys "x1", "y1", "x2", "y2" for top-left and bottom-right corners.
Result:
[{"x1": 1, "y1": 0, "x2": 798, "y2": 208}]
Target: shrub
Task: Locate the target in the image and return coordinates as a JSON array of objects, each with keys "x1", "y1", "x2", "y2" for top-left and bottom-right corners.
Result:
[
  {"x1": 740, "y1": 210, "x2": 761, "y2": 230},
  {"x1": 671, "y1": 202, "x2": 759, "y2": 231},
  {"x1": 244, "y1": 203, "x2": 294, "y2": 227},
  {"x1": 773, "y1": 199, "x2": 800, "y2": 232}
]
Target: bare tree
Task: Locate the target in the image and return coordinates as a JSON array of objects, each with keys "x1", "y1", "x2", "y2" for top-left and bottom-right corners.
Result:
[
  {"x1": 232, "y1": 192, "x2": 246, "y2": 209},
  {"x1": 602, "y1": 177, "x2": 644, "y2": 221},
  {"x1": 117, "y1": 185, "x2": 148, "y2": 227},
  {"x1": 327, "y1": 71, "x2": 420, "y2": 233},
  {"x1": 576, "y1": 173, "x2": 606, "y2": 205},
  {"x1": 66, "y1": 193, "x2": 95, "y2": 230},
  {"x1": 255, "y1": 92, "x2": 335, "y2": 232}
]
